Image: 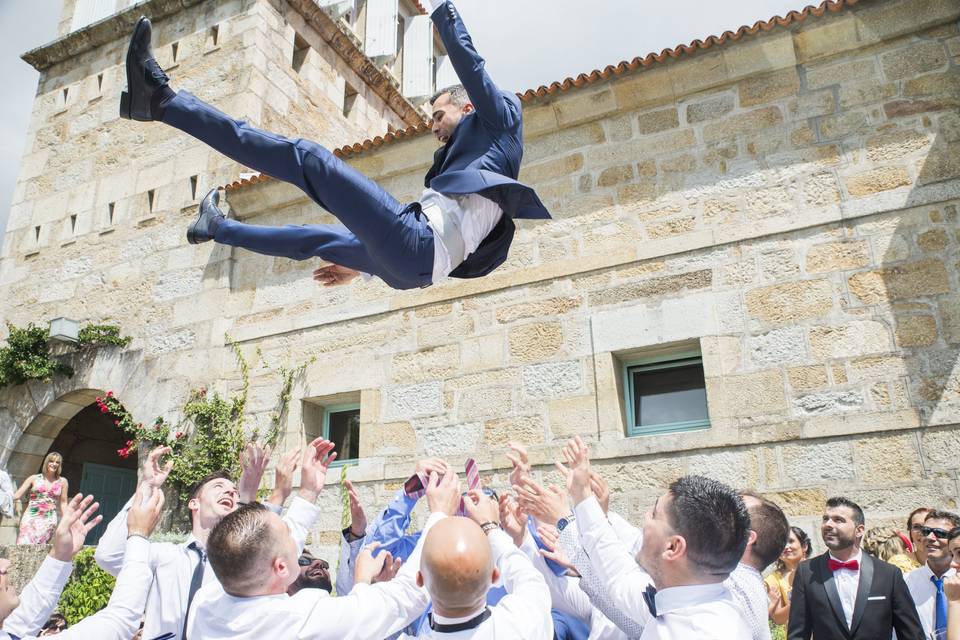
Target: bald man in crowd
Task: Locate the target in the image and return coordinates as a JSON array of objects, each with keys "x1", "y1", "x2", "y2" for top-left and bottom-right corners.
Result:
[{"x1": 399, "y1": 489, "x2": 552, "y2": 639}]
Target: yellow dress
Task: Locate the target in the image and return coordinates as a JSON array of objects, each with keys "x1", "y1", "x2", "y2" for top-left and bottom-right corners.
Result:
[
  {"x1": 765, "y1": 571, "x2": 792, "y2": 640},
  {"x1": 886, "y1": 552, "x2": 920, "y2": 574}
]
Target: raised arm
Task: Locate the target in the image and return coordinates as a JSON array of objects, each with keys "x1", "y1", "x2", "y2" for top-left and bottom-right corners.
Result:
[{"x1": 428, "y1": 0, "x2": 521, "y2": 131}]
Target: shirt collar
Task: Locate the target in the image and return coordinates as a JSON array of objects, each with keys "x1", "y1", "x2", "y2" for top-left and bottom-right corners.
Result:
[
  {"x1": 655, "y1": 582, "x2": 729, "y2": 616},
  {"x1": 432, "y1": 606, "x2": 488, "y2": 626},
  {"x1": 828, "y1": 549, "x2": 862, "y2": 565},
  {"x1": 737, "y1": 562, "x2": 762, "y2": 579},
  {"x1": 923, "y1": 563, "x2": 957, "y2": 579}
]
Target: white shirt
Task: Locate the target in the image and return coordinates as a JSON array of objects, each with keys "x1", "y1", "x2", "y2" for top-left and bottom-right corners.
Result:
[
  {"x1": 187, "y1": 512, "x2": 443, "y2": 639},
  {"x1": 727, "y1": 563, "x2": 771, "y2": 640},
  {"x1": 420, "y1": 188, "x2": 504, "y2": 283},
  {"x1": 905, "y1": 562, "x2": 956, "y2": 639},
  {"x1": 398, "y1": 528, "x2": 553, "y2": 640},
  {"x1": 94, "y1": 496, "x2": 319, "y2": 640},
  {"x1": 642, "y1": 582, "x2": 751, "y2": 640},
  {"x1": 2, "y1": 537, "x2": 151, "y2": 640},
  {"x1": 829, "y1": 550, "x2": 863, "y2": 629}
]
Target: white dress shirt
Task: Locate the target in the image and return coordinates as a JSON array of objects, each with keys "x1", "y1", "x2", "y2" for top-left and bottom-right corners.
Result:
[
  {"x1": 186, "y1": 512, "x2": 446, "y2": 639},
  {"x1": 398, "y1": 527, "x2": 553, "y2": 639},
  {"x1": 642, "y1": 582, "x2": 751, "y2": 640},
  {"x1": 2, "y1": 537, "x2": 152, "y2": 640},
  {"x1": 829, "y1": 550, "x2": 863, "y2": 629},
  {"x1": 573, "y1": 496, "x2": 655, "y2": 631},
  {"x1": 420, "y1": 188, "x2": 504, "y2": 283},
  {"x1": 905, "y1": 562, "x2": 956, "y2": 639},
  {"x1": 726, "y1": 563, "x2": 771, "y2": 640},
  {"x1": 94, "y1": 495, "x2": 319, "y2": 640}
]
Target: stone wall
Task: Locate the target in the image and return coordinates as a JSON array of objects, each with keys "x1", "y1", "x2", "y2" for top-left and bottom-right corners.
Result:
[{"x1": 1, "y1": 0, "x2": 959, "y2": 561}]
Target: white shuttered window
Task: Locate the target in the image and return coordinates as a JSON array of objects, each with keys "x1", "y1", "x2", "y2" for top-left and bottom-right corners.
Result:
[
  {"x1": 434, "y1": 54, "x2": 459, "y2": 91},
  {"x1": 364, "y1": 0, "x2": 399, "y2": 58},
  {"x1": 71, "y1": 0, "x2": 123, "y2": 32},
  {"x1": 402, "y1": 15, "x2": 433, "y2": 98}
]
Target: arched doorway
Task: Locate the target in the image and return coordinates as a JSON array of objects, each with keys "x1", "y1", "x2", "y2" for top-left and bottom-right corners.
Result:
[
  {"x1": 46, "y1": 402, "x2": 137, "y2": 543},
  {"x1": 6, "y1": 390, "x2": 138, "y2": 545}
]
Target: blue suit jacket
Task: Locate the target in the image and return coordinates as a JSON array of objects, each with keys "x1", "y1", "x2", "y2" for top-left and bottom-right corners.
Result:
[{"x1": 429, "y1": 0, "x2": 552, "y2": 279}]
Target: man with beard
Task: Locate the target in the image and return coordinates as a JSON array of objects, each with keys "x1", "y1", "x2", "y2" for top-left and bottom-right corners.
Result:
[
  {"x1": 904, "y1": 509, "x2": 960, "y2": 639},
  {"x1": 288, "y1": 551, "x2": 332, "y2": 596},
  {"x1": 787, "y1": 496, "x2": 923, "y2": 640}
]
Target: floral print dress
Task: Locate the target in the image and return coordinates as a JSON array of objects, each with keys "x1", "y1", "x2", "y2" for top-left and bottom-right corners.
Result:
[{"x1": 17, "y1": 475, "x2": 62, "y2": 544}]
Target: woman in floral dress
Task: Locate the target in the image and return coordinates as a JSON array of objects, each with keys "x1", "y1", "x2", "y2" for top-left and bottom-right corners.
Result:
[{"x1": 13, "y1": 451, "x2": 69, "y2": 544}]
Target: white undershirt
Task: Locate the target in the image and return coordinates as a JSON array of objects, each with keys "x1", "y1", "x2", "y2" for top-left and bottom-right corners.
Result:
[
  {"x1": 829, "y1": 550, "x2": 862, "y2": 629},
  {"x1": 420, "y1": 188, "x2": 504, "y2": 283}
]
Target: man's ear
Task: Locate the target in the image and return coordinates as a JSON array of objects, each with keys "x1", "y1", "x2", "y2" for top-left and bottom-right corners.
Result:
[
  {"x1": 416, "y1": 570, "x2": 424, "y2": 588},
  {"x1": 462, "y1": 102, "x2": 474, "y2": 114},
  {"x1": 490, "y1": 566, "x2": 500, "y2": 585},
  {"x1": 748, "y1": 529, "x2": 758, "y2": 548}
]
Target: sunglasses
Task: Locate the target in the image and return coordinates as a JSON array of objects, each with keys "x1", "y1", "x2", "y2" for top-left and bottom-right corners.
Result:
[
  {"x1": 298, "y1": 556, "x2": 329, "y2": 568},
  {"x1": 920, "y1": 526, "x2": 951, "y2": 540}
]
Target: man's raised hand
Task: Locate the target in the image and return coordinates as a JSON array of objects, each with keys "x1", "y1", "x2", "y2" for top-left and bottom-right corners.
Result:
[
  {"x1": 426, "y1": 467, "x2": 460, "y2": 516},
  {"x1": 238, "y1": 441, "x2": 272, "y2": 504},
  {"x1": 499, "y1": 494, "x2": 526, "y2": 547},
  {"x1": 505, "y1": 442, "x2": 531, "y2": 488},
  {"x1": 354, "y1": 542, "x2": 402, "y2": 585},
  {"x1": 313, "y1": 263, "x2": 360, "y2": 287},
  {"x1": 127, "y1": 486, "x2": 165, "y2": 538},
  {"x1": 142, "y1": 445, "x2": 173, "y2": 490},
  {"x1": 269, "y1": 446, "x2": 301, "y2": 507},
  {"x1": 590, "y1": 471, "x2": 610, "y2": 515},
  {"x1": 462, "y1": 489, "x2": 500, "y2": 530},
  {"x1": 344, "y1": 479, "x2": 368, "y2": 538},
  {"x1": 298, "y1": 437, "x2": 337, "y2": 503},
  {"x1": 536, "y1": 524, "x2": 578, "y2": 574},
  {"x1": 557, "y1": 436, "x2": 593, "y2": 505},
  {"x1": 51, "y1": 494, "x2": 102, "y2": 562},
  {"x1": 514, "y1": 476, "x2": 570, "y2": 526}
]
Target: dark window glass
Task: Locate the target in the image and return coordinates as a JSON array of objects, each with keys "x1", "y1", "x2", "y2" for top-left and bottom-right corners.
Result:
[
  {"x1": 327, "y1": 408, "x2": 360, "y2": 461},
  {"x1": 630, "y1": 360, "x2": 708, "y2": 428}
]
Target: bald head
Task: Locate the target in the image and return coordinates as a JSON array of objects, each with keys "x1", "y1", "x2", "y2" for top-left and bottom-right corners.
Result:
[{"x1": 419, "y1": 517, "x2": 498, "y2": 615}]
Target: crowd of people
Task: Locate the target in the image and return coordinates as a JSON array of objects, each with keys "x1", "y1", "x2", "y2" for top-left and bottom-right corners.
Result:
[{"x1": 0, "y1": 436, "x2": 959, "y2": 639}]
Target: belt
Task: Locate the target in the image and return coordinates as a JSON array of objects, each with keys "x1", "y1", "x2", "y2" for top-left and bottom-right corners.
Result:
[{"x1": 421, "y1": 201, "x2": 467, "y2": 269}]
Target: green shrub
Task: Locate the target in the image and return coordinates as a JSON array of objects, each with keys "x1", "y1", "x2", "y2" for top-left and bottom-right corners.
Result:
[{"x1": 58, "y1": 548, "x2": 116, "y2": 625}]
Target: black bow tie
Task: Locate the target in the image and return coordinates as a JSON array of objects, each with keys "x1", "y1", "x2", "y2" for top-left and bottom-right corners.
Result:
[
  {"x1": 643, "y1": 584, "x2": 658, "y2": 617},
  {"x1": 428, "y1": 608, "x2": 492, "y2": 633}
]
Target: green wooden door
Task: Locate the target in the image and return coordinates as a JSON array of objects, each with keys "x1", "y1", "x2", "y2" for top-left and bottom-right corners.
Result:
[{"x1": 79, "y1": 463, "x2": 137, "y2": 545}]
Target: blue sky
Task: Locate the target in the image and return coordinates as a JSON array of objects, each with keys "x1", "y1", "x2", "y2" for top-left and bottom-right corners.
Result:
[{"x1": 0, "y1": 0, "x2": 809, "y2": 239}]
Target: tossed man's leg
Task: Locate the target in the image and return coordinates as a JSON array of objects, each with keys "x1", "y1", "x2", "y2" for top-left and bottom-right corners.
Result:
[{"x1": 162, "y1": 91, "x2": 432, "y2": 281}]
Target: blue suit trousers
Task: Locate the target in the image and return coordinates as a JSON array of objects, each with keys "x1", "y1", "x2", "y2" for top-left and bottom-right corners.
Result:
[{"x1": 162, "y1": 91, "x2": 434, "y2": 290}]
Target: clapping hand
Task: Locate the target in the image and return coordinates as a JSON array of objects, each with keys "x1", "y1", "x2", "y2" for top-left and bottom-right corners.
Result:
[
  {"x1": 505, "y1": 442, "x2": 532, "y2": 488},
  {"x1": 462, "y1": 489, "x2": 500, "y2": 529},
  {"x1": 298, "y1": 438, "x2": 337, "y2": 503},
  {"x1": 238, "y1": 442, "x2": 272, "y2": 504},
  {"x1": 556, "y1": 436, "x2": 593, "y2": 505},
  {"x1": 514, "y1": 476, "x2": 570, "y2": 526},
  {"x1": 590, "y1": 471, "x2": 610, "y2": 515},
  {"x1": 127, "y1": 486, "x2": 165, "y2": 538},
  {"x1": 499, "y1": 494, "x2": 526, "y2": 547},
  {"x1": 142, "y1": 446, "x2": 173, "y2": 490},
  {"x1": 313, "y1": 263, "x2": 360, "y2": 287},
  {"x1": 345, "y1": 480, "x2": 368, "y2": 538},
  {"x1": 51, "y1": 494, "x2": 102, "y2": 562},
  {"x1": 269, "y1": 447, "x2": 301, "y2": 507}
]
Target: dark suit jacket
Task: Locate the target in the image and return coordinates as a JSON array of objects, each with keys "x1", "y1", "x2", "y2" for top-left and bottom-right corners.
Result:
[
  {"x1": 428, "y1": 0, "x2": 551, "y2": 279},
  {"x1": 787, "y1": 551, "x2": 924, "y2": 640}
]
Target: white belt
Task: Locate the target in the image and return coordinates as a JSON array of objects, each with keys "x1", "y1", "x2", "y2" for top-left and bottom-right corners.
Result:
[{"x1": 421, "y1": 201, "x2": 467, "y2": 268}]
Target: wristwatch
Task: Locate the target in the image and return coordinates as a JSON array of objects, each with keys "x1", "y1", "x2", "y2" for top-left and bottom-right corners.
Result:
[{"x1": 557, "y1": 514, "x2": 577, "y2": 532}]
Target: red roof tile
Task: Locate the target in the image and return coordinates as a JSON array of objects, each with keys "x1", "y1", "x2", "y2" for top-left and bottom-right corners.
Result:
[{"x1": 225, "y1": 0, "x2": 858, "y2": 190}]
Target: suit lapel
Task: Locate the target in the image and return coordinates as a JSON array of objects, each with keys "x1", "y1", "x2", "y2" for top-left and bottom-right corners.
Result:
[
  {"x1": 849, "y1": 552, "x2": 874, "y2": 635},
  {"x1": 817, "y1": 554, "x2": 850, "y2": 633}
]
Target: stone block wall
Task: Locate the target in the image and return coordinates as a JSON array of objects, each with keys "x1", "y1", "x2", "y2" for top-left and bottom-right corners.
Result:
[{"x1": 2, "y1": 0, "x2": 960, "y2": 560}]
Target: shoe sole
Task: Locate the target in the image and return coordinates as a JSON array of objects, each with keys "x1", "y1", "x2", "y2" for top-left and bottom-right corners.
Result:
[{"x1": 120, "y1": 18, "x2": 149, "y2": 120}]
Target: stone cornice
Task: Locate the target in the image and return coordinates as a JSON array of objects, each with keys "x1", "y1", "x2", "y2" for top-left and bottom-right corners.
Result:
[
  {"x1": 22, "y1": 0, "x2": 429, "y2": 129},
  {"x1": 21, "y1": 0, "x2": 206, "y2": 72}
]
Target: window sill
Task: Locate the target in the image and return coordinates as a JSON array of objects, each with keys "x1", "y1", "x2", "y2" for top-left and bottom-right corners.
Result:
[
  {"x1": 24, "y1": 249, "x2": 41, "y2": 258},
  {"x1": 98, "y1": 226, "x2": 115, "y2": 235},
  {"x1": 626, "y1": 420, "x2": 711, "y2": 438},
  {"x1": 61, "y1": 239, "x2": 77, "y2": 247}
]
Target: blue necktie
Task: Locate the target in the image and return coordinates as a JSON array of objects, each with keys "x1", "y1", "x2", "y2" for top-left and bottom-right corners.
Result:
[
  {"x1": 931, "y1": 575, "x2": 948, "y2": 640},
  {"x1": 643, "y1": 584, "x2": 658, "y2": 617}
]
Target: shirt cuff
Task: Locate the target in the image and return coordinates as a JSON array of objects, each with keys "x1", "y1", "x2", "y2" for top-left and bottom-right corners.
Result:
[
  {"x1": 34, "y1": 555, "x2": 75, "y2": 593},
  {"x1": 124, "y1": 534, "x2": 151, "y2": 560},
  {"x1": 261, "y1": 500, "x2": 283, "y2": 515},
  {"x1": 572, "y1": 495, "x2": 605, "y2": 533}
]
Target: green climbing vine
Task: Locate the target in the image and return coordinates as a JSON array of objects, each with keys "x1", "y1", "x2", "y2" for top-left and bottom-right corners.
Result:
[{"x1": 0, "y1": 322, "x2": 131, "y2": 390}]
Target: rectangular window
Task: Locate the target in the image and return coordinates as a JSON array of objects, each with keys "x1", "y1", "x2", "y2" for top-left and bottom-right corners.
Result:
[
  {"x1": 624, "y1": 352, "x2": 709, "y2": 436},
  {"x1": 292, "y1": 33, "x2": 310, "y2": 72},
  {"x1": 343, "y1": 83, "x2": 359, "y2": 119},
  {"x1": 323, "y1": 403, "x2": 360, "y2": 464}
]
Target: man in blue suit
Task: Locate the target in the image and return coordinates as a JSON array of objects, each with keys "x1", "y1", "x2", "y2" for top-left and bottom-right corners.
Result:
[{"x1": 121, "y1": 0, "x2": 551, "y2": 291}]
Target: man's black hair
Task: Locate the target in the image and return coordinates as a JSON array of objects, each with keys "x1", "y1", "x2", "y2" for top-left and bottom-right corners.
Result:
[
  {"x1": 825, "y1": 496, "x2": 865, "y2": 526},
  {"x1": 667, "y1": 475, "x2": 751, "y2": 576}
]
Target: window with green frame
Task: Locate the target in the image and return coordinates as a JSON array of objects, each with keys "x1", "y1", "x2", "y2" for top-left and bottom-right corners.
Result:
[
  {"x1": 623, "y1": 351, "x2": 710, "y2": 437},
  {"x1": 322, "y1": 403, "x2": 360, "y2": 466}
]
